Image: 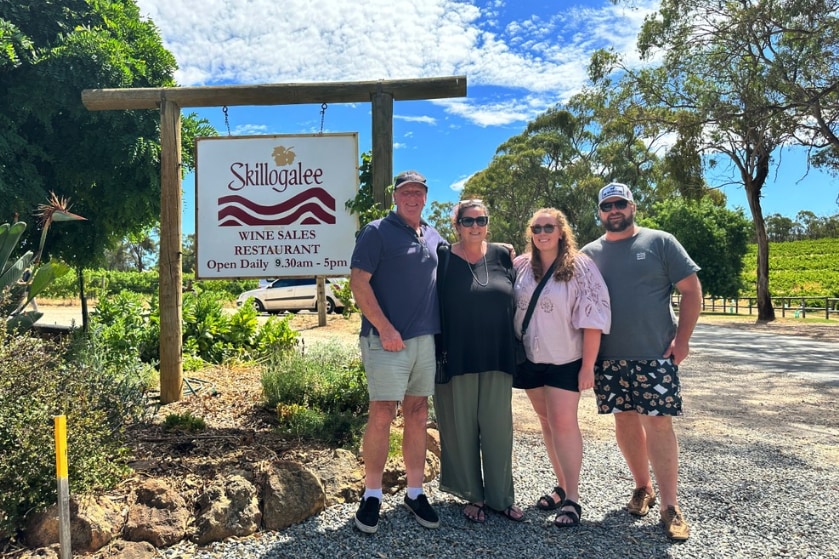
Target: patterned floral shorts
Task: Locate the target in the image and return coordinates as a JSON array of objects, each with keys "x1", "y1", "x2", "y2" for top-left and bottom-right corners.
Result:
[{"x1": 594, "y1": 359, "x2": 683, "y2": 416}]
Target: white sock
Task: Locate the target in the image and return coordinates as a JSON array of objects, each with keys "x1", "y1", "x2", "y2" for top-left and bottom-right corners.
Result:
[
  {"x1": 407, "y1": 487, "x2": 423, "y2": 500},
  {"x1": 364, "y1": 488, "x2": 383, "y2": 501}
]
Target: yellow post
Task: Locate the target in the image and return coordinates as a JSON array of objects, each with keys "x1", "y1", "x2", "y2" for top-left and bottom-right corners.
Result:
[{"x1": 54, "y1": 416, "x2": 71, "y2": 559}]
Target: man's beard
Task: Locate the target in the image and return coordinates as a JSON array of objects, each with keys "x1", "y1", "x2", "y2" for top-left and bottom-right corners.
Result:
[{"x1": 603, "y1": 211, "x2": 635, "y2": 232}]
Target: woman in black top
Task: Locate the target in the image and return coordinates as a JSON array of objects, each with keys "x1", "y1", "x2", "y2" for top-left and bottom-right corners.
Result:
[{"x1": 434, "y1": 199, "x2": 522, "y2": 523}]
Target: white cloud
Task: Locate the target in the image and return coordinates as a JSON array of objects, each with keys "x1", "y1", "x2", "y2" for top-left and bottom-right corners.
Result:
[
  {"x1": 136, "y1": 0, "x2": 657, "y2": 127},
  {"x1": 395, "y1": 115, "x2": 437, "y2": 125}
]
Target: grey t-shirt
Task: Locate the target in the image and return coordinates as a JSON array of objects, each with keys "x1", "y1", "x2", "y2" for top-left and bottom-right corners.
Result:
[{"x1": 581, "y1": 227, "x2": 700, "y2": 360}]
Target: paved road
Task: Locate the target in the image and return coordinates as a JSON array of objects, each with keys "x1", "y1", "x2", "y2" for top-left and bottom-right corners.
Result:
[{"x1": 691, "y1": 323, "x2": 839, "y2": 384}]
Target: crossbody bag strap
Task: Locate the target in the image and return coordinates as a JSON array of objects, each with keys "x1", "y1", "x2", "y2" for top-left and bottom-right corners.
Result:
[
  {"x1": 521, "y1": 259, "x2": 558, "y2": 338},
  {"x1": 437, "y1": 244, "x2": 451, "y2": 346}
]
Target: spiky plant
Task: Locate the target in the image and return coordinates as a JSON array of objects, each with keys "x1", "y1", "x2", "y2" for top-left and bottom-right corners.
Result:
[{"x1": 1, "y1": 193, "x2": 86, "y2": 332}]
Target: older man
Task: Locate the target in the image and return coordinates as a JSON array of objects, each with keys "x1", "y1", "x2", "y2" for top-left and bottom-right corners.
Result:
[{"x1": 349, "y1": 170, "x2": 446, "y2": 534}]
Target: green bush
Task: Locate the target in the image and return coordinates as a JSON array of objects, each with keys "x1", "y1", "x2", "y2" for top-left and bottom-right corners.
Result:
[
  {"x1": 261, "y1": 340, "x2": 368, "y2": 446},
  {"x1": 0, "y1": 327, "x2": 152, "y2": 536},
  {"x1": 163, "y1": 411, "x2": 206, "y2": 432},
  {"x1": 41, "y1": 269, "x2": 259, "y2": 301},
  {"x1": 90, "y1": 290, "x2": 298, "y2": 366}
]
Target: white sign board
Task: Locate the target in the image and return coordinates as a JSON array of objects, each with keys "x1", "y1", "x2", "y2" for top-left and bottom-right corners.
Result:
[{"x1": 195, "y1": 133, "x2": 359, "y2": 279}]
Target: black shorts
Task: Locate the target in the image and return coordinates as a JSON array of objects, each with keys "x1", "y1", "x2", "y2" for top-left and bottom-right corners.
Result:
[{"x1": 513, "y1": 359, "x2": 582, "y2": 392}]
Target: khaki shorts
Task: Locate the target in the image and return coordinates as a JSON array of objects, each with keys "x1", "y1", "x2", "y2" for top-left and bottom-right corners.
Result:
[{"x1": 359, "y1": 334, "x2": 436, "y2": 401}]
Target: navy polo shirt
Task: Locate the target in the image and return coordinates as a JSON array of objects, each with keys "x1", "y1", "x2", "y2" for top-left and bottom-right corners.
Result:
[{"x1": 351, "y1": 211, "x2": 445, "y2": 339}]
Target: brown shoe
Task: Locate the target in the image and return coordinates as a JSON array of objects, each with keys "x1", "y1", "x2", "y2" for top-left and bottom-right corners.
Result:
[
  {"x1": 660, "y1": 506, "x2": 690, "y2": 540},
  {"x1": 627, "y1": 487, "x2": 656, "y2": 516}
]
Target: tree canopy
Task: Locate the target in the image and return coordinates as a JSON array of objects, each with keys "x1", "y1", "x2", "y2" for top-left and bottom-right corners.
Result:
[
  {"x1": 0, "y1": 1, "x2": 214, "y2": 271},
  {"x1": 641, "y1": 199, "x2": 752, "y2": 299}
]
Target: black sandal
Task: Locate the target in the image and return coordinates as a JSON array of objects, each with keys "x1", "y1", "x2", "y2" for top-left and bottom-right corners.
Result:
[
  {"x1": 462, "y1": 503, "x2": 487, "y2": 523},
  {"x1": 490, "y1": 505, "x2": 524, "y2": 522},
  {"x1": 536, "y1": 486, "x2": 566, "y2": 511},
  {"x1": 554, "y1": 499, "x2": 582, "y2": 528}
]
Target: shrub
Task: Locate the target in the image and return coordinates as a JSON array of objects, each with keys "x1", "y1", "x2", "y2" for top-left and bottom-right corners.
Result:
[
  {"x1": 163, "y1": 411, "x2": 206, "y2": 432},
  {"x1": 261, "y1": 340, "x2": 368, "y2": 446},
  {"x1": 0, "y1": 327, "x2": 151, "y2": 536},
  {"x1": 90, "y1": 290, "x2": 298, "y2": 366}
]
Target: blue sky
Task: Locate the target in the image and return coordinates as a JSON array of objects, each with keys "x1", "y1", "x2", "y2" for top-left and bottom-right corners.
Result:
[{"x1": 135, "y1": 0, "x2": 839, "y2": 235}]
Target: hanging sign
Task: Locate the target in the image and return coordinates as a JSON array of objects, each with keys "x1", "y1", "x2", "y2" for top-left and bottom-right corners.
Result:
[{"x1": 195, "y1": 133, "x2": 359, "y2": 279}]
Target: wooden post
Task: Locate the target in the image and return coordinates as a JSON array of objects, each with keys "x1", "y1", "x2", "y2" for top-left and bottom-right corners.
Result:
[
  {"x1": 316, "y1": 276, "x2": 327, "y2": 326},
  {"x1": 371, "y1": 88, "x2": 394, "y2": 210},
  {"x1": 159, "y1": 98, "x2": 183, "y2": 404}
]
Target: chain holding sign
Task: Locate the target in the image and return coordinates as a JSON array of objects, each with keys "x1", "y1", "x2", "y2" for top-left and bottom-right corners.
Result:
[{"x1": 195, "y1": 133, "x2": 359, "y2": 279}]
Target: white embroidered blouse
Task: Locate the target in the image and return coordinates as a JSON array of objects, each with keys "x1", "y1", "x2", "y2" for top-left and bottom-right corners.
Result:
[{"x1": 513, "y1": 253, "x2": 611, "y2": 365}]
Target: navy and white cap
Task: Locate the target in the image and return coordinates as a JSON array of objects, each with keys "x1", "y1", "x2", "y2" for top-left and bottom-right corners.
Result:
[
  {"x1": 598, "y1": 182, "x2": 633, "y2": 203},
  {"x1": 394, "y1": 170, "x2": 428, "y2": 190}
]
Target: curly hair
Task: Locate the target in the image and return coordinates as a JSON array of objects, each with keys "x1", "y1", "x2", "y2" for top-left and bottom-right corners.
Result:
[{"x1": 525, "y1": 208, "x2": 579, "y2": 282}]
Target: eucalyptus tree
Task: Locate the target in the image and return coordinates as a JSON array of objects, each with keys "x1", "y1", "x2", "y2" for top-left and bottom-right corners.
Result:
[
  {"x1": 757, "y1": 0, "x2": 839, "y2": 173},
  {"x1": 594, "y1": 0, "x2": 814, "y2": 321},
  {"x1": 465, "y1": 84, "x2": 672, "y2": 250}
]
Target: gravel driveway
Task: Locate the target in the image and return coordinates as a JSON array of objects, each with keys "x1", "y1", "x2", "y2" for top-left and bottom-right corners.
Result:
[{"x1": 150, "y1": 318, "x2": 839, "y2": 559}]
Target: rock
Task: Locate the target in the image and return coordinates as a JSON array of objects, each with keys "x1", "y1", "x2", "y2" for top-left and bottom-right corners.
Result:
[
  {"x1": 90, "y1": 539, "x2": 157, "y2": 558},
  {"x1": 382, "y1": 447, "x2": 441, "y2": 491},
  {"x1": 309, "y1": 448, "x2": 364, "y2": 506},
  {"x1": 124, "y1": 479, "x2": 189, "y2": 547},
  {"x1": 426, "y1": 428, "x2": 441, "y2": 459},
  {"x1": 260, "y1": 462, "x2": 326, "y2": 531},
  {"x1": 194, "y1": 475, "x2": 261, "y2": 545},
  {"x1": 15, "y1": 544, "x2": 60, "y2": 558},
  {"x1": 24, "y1": 495, "x2": 124, "y2": 553}
]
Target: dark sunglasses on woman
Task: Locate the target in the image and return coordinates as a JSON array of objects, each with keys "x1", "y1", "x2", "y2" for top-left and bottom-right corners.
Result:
[
  {"x1": 530, "y1": 224, "x2": 556, "y2": 234},
  {"x1": 458, "y1": 216, "x2": 489, "y2": 227}
]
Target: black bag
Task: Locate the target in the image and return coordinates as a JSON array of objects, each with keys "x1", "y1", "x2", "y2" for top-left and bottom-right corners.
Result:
[
  {"x1": 517, "y1": 259, "x2": 558, "y2": 370},
  {"x1": 435, "y1": 334, "x2": 449, "y2": 384},
  {"x1": 515, "y1": 337, "x2": 527, "y2": 366},
  {"x1": 435, "y1": 246, "x2": 452, "y2": 384}
]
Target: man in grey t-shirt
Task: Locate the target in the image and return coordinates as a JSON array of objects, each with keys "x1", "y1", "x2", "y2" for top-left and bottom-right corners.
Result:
[{"x1": 581, "y1": 183, "x2": 702, "y2": 541}]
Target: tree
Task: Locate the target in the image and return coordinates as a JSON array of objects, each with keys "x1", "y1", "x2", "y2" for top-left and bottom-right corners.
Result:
[
  {"x1": 464, "y1": 88, "x2": 675, "y2": 252},
  {"x1": 765, "y1": 213, "x2": 798, "y2": 242},
  {"x1": 642, "y1": 198, "x2": 752, "y2": 299},
  {"x1": 0, "y1": 1, "x2": 214, "y2": 273},
  {"x1": 345, "y1": 152, "x2": 389, "y2": 229},
  {"x1": 755, "y1": 0, "x2": 839, "y2": 175},
  {"x1": 599, "y1": 0, "x2": 814, "y2": 321},
  {"x1": 182, "y1": 233, "x2": 196, "y2": 274},
  {"x1": 424, "y1": 200, "x2": 455, "y2": 243}
]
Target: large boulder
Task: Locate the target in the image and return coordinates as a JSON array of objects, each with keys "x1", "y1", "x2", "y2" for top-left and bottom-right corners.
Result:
[
  {"x1": 124, "y1": 479, "x2": 189, "y2": 547},
  {"x1": 194, "y1": 475, "x2": 261, "y2": 545},
  {"x1": 309, "y1": 448, "x2": 364, "y2": 506},
  {"x1": 24, "y1": 494, "x2": 124, "y2": 553},
  {"x1": 260, "y1": 462, "x2": 325, "y2": 531}
]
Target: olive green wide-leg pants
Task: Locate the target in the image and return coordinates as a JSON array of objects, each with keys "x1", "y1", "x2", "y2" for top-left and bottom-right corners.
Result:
[{"x1": 433, "y1": 371, "x2": 515, "y2": 511}]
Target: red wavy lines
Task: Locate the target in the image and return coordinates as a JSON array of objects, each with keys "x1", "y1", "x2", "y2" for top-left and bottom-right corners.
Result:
[{"x1": 217, "y1": 188, "x2": 336, "y2": 226}]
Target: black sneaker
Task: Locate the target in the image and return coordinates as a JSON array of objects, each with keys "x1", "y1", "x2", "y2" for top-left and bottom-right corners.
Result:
[
  {"x1": 355, "y1": 496, "x2": 381, "y2": 534},
  {"x1": 403, "y1": 494, "x2": 440, "y2": 529}
]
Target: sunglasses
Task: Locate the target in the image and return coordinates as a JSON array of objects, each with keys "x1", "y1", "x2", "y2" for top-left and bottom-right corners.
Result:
[
  {"x1": 530, "y1": 224, "x2": 556, "y2": 234},
  {"x1": 599, "y1": 200, "x2": 630, "y2": 212},
  {"x1": 458, "y1": 215, "x2": 489, "y2": 227}
]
